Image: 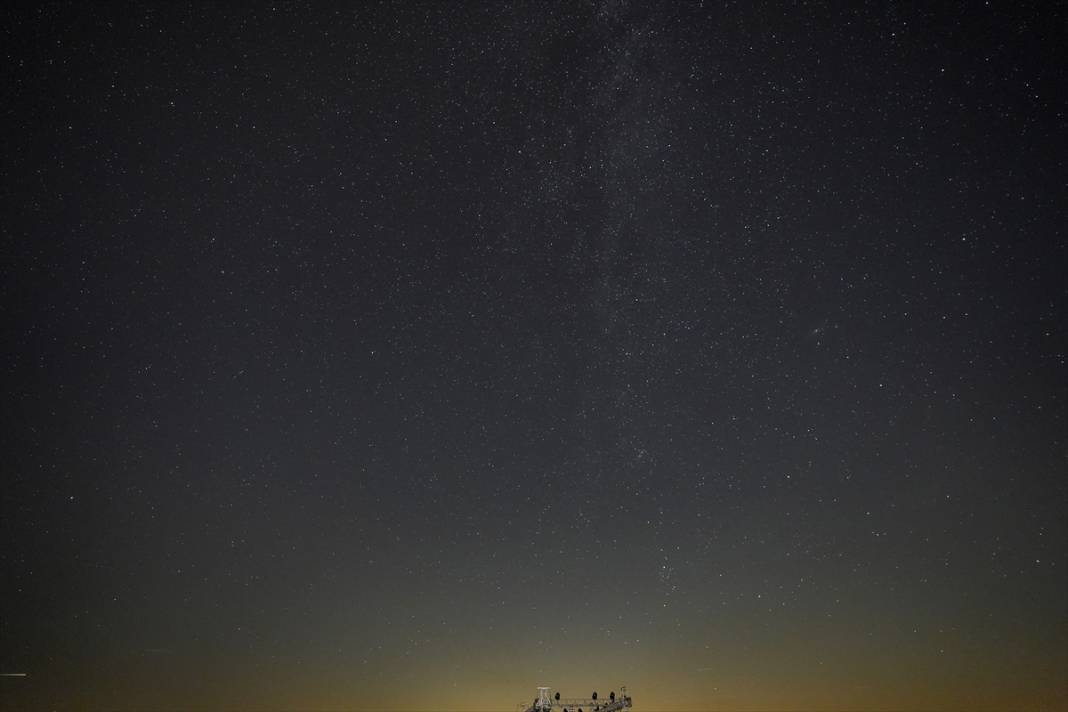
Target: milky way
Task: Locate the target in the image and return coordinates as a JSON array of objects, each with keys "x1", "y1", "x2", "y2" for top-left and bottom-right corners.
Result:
[{"x1": 2, "y1": 3, "x2": 1065, "y2": 711}]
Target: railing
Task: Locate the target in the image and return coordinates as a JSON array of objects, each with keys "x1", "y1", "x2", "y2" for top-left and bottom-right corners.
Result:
[{"x1": 522, "y1": 697, "x2": 632, "y2": 712}]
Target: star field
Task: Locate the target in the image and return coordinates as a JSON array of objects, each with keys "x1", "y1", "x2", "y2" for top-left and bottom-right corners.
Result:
[{"x1": 2, "y1": 2, "x2": 1065, "y2": 711}]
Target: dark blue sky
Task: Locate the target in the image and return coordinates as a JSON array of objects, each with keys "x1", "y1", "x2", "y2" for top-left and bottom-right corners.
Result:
[{"x1": 2, "y1": 2, "x2": 1065, "y2": 710}]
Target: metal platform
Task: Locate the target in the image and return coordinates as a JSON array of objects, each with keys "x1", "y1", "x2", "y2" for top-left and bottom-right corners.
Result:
[{"x1": 520, "y1": 686, "x2": 632, "y2": 712}]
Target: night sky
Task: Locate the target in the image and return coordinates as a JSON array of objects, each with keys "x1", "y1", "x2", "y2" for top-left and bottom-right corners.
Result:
[{"x1": 2, "y1": 2, "x2": 1066, "y2": 711}]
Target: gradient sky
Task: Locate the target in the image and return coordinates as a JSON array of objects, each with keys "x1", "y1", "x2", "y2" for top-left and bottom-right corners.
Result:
[{"x1": 2, "y1": 2, "x2": 1066, "y2": 711}]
